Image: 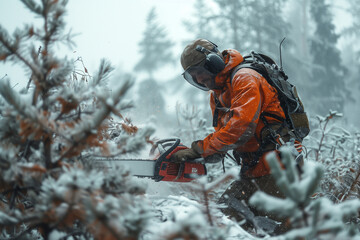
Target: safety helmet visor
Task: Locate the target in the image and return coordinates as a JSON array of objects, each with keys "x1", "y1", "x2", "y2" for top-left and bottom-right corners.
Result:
[{"x1": 182, "y1": 65, "x2": 213, "y2": 91}]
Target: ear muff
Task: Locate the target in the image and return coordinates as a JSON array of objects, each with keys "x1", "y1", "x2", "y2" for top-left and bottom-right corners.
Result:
[
  {"x1": 205, "y1": 53, "x2": 225, "y2": 74},
  {"x1": 195, "y1": 45, "x2": 225, "y2": 74}
]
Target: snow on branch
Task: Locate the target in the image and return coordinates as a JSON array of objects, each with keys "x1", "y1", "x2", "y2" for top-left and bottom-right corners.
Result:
[
  {"x1": 90, "y1": 59, "x2": 114, "y2": 87},
  {"x1": 249, "y1": 146, "x2": 360, "y2": 239},
  {"x1": 0, "y1": 79, "x2": 38, "y2": 119},
  {"x1": 0, "y1": 1, "x2": 154, "y2": 238}
]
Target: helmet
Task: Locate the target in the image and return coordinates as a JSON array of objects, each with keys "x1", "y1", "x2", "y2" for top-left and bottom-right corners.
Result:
[
  {"x1": 181, "y1": 39, "x2": 225, "y2": 91},
  {"x1": 180, "y1": 39, "x2": 224, "y2": 73}
]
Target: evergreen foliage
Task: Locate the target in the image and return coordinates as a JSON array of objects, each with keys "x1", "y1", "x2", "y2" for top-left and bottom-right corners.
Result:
[
  {"x1": 250, "y1": 146, "x2": 360, "y2": 239},
  {"x1": 242, "y1": 0, "x2": 289, "y2": 56},
  {"x1": 210, "y1": 0, "x2": 289, "y2": 55},
  {"x1": 133, "y1": 7, "x2": 173, "y2": 126},
  {"x1": 1, "y1": 1, "x2": 360, "y2": 239},
  {"x1": 276, "y1": 0, "x2": 311, "y2": 102},
  {"x1": 309, "y1": 0, "x2": 350, "y2": 115},
  {"x1": 209, "y1": 0, "x2": 246, "y2": 50},
  {"x1": 343, "y1": 0, "x2": 360, "y2": 38},
  {"x1": 134, "y1": 7, "x2": 174, "y2": 79},
  {"x1": 0, "y1": 0, "x2": 154, "y2": 238},
  {"x1": 182, "y1": 0, "x2": 221, "y2": 44}
]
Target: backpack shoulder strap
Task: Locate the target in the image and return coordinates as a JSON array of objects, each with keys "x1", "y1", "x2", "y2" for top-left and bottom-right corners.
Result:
[
  {"x1": 230, "y1": 64, "x2": 243, "y2": 82},
  {"x1": 212, "y1": 92, "x2": 221, "y2": 127},
  {"x1": 230, "y1": 62, "x2": 270, "y2": 85},
  {"x1": 230, "y1": 57, "x2": 288, "y2": 128},
  {"x1": 261, "y1": 112, "x2": 286, "y2": 123}
]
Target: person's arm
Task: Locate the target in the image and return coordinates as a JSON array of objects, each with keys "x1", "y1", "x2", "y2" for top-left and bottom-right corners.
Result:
[{"x1": 197, "y1": 71, "x2": 262, "y2": 157}]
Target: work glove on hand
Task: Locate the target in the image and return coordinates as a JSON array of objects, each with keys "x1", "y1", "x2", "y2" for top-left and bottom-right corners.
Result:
[
  {"x1": 204, "y1": 153, "x2": 225, "y2": 163},
  {"x1": 170, "y1": 141, "x2": 202, "y2": 162}
]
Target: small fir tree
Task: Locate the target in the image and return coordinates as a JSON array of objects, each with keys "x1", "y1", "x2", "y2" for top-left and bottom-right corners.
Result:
[
  {"x1": 250, "y1": 146, "x2": 360, "y2": 239},
  {"x1": 0, "y1": 0, "x2": 154, "y2": 238}
]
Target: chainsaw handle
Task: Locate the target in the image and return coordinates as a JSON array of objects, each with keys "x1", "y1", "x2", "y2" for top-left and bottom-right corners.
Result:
[
  {"x1": 150, "y1": 138, "x2": 181, "y2": 156},
  {"x1": 153, "y1": 139, "x2": 180, "y2": 182},
  {"x1": 174, "y1": 162, "x2": 185, "y2": 181},
  {"x1": 152, "y1": 138, "x2": 207, "y2": 182},
  {"x1": 158, "y1": 138, "x2": 180, "y2": 157}
]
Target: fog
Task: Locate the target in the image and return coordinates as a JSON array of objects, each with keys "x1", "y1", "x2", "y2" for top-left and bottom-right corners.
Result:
[
  {"x1": 0, "y1": 0, "x2": 193, "y2": 81},
  {"x1": 0, "y1": 2, "x2": 360, "y2": 238},
  {"x1": 1, "y1": 0, "x2": 359, "y2": 130}
]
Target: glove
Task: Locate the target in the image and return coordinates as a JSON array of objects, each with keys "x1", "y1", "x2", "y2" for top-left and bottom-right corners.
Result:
[
  {"x1": 170, "y1": 148, "x2": 200, "y2": 162},
  {"x1": 204, "y1": 153, "x2": 225, "y2": 163},
  {"x1": 170, "y1": 141, "x2": 203, "y2": 162},
  {"x1": 191, "y1": 141, "x2": 225, "y2": 163}
]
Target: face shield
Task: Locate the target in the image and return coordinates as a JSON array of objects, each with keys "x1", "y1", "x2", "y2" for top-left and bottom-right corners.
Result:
[{"x1": 182, "y1": 65, "x2": 216, "y2": 91}]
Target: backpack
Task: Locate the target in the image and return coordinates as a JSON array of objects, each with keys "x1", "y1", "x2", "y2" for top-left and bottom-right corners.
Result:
[{"x1": 231, "y1": 51, "x2": 310, "y2": 141}]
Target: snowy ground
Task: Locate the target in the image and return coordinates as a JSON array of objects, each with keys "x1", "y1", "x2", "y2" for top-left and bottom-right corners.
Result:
[{"x1": 134, "y1": 177, "x2": 284, "y2": 240}]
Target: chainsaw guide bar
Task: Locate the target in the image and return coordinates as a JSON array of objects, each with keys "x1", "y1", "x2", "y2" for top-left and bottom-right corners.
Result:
[{"x1": 93, "y1": 139, "x2": 207, "y2": 182}]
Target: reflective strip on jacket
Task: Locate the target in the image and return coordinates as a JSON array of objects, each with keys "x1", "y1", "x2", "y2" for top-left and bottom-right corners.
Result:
[{"x1": 197, "y1": 49, "x2": 286, "y2": 177}]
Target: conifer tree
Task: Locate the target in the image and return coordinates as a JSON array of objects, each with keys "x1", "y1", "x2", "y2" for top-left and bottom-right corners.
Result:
[
  {"x1": 245, "y1": 0, "x2": 289, "y2": 56},
  {"x1": 210, "y1": 0, "x2": 247, "y2": 50},
  {"x1": 342, "y1": 0, "x2": 360, "y2": 119},
  {"x1": 134, "y1": 7, "x2": 174, "y2": 79},
  {"x1": 0, "y1": 0, "x2": 153, "y2": 238},
  {"x1": 309, "y1": 0, "x2": 350, "y2": 115},
  {"x1": 284, "y1": 0, "x2": 313, "y2": 107},
  {"x1": 133, "y1": 7, "x2": 174, "y2": 124},
  {"x1": 344, "y1": 0, "x2": 360, "y2": 39},
  {"x1": 211, "y1": 0, "x2": 289, "y2": 56},
  {"x1": 182, "y1": 0, "x2": 221, "y2": 44},
  {"x1": 340, "y1": 43, "x2": 360, "y2": 123},
  {"x1": 286, "y1": 0, "x2": 311, "y2": 59}
]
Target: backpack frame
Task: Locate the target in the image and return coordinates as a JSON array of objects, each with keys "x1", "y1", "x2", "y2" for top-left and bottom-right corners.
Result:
[{"x1": 231, "y1": 51, "x2": 310, "y2": 140}]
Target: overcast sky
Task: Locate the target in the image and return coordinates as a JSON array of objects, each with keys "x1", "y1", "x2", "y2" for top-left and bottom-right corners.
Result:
[
  {"x1": 0, "y1": 0, "x2": 353, "y2": 88},
  {"x1": 0, "y1": 0, "x2": 195, "y2": 88},
  {"x1": 1, "y1": 0, "x2": 358, "y2": 128}
]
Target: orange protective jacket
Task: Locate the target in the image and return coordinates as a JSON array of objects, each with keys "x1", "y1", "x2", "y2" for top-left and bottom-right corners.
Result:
[{"x1": 196, "y1": 49, "x2": 286, "y2": 178}]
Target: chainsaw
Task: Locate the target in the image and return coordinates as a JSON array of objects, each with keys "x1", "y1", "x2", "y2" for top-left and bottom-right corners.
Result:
[{"x1": 94, "y1": 138, "x2": 207, "y2": 182}]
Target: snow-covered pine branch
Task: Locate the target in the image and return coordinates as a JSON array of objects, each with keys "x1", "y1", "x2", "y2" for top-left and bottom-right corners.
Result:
[
  {"x1": 249, "y1": 146, "x2": 360, "y2": 239},
  {"x1": 0, "y1": 0, "x2": 154, "y2": 238}
]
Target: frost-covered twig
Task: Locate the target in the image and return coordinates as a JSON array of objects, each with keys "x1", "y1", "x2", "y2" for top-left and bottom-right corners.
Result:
[
  {"x1": 315, "y1": 111, "x2": 342, "y2": 161},
  {"x1": 57, "y1": 78, "x2": 133, "y2": 161},
  {"x1": 0, "y1": 1, "x2": 153, "y2": 239},
  {"x1": 173, "y1": 102, "x2": 213, "y2": 146},
  {"x1": 0, "y1": 26, "x2": 42, "y2": 79},
  {"x1": 249, "y1": 146, "x2": 360, "y2": 239},
  {"x1": 341, "y1": 169, "x2": 360, "y2": 202},
  {"x1": 305, "y1": 112, "x2": 360, "y2": 203}
]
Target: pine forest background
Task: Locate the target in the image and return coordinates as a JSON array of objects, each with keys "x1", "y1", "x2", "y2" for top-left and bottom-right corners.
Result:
[{"x1": 0, "y1": 0, "x2": 359, "y2": 239}]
